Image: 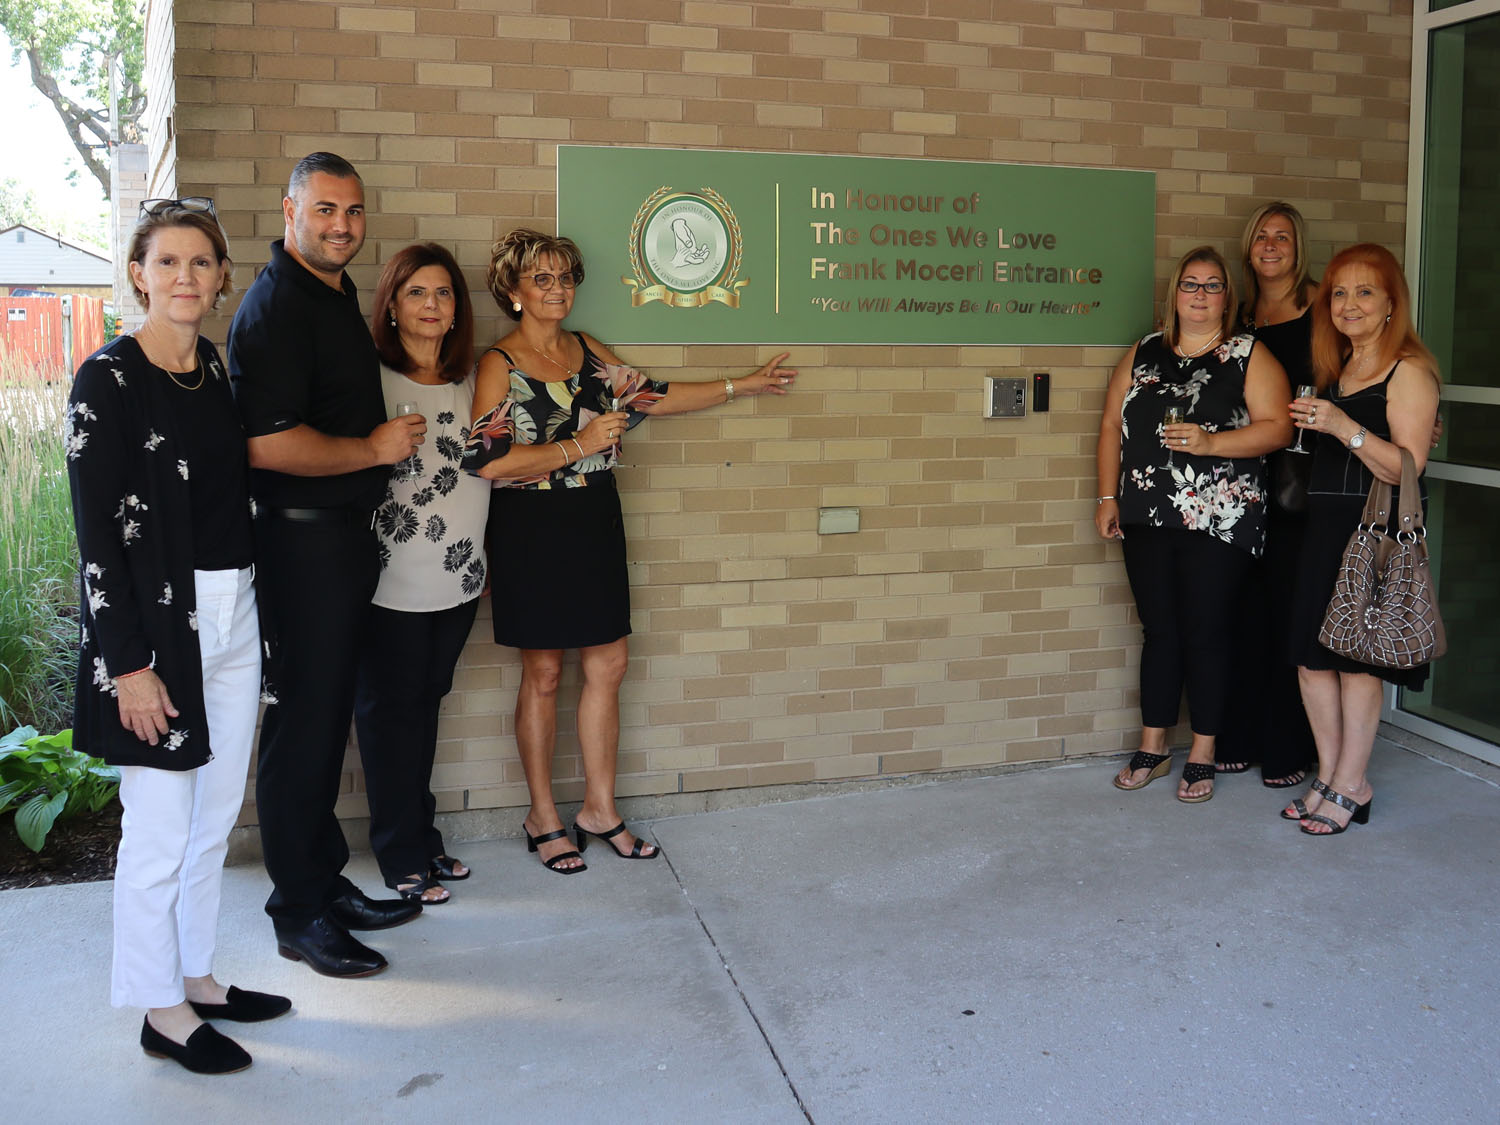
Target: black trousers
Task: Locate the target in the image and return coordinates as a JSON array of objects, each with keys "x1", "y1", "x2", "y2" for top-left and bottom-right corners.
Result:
[
  {"x1": 1218, "y1": 507, "x2": 1316, "y2": 774},
  {"x1": 253, "y1": 517, "x2": 379, "y2": 927},
  {"x1": 354, "y1": 598, "x2": 479, "y2": 884},
  {"x1": 1121, "y1": 525, "x2": 1254, "y2": 737}
]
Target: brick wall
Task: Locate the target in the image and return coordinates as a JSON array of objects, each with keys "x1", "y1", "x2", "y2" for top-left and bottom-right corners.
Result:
[{"x1": 152, "y1": 0, "x2": 1417, "y2": 827}]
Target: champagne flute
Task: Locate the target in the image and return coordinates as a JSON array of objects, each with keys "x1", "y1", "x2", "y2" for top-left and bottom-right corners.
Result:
[
  {"x1": 394, "y1": 400, "x2": 420, "y2": 481},
  {"x1": 1164, "y1": 404, "x2": 1184, "y2": 467},
  {"x1": 1289, "y1": 384, "x2": 1317, "y2": 454}
]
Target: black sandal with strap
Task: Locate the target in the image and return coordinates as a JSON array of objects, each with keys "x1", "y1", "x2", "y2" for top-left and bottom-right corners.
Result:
[
  {"x1": 525, "y1": 826, "x2": 587, "y2": 874},
  {"x1": 574, "y1": 821, "x2": 660, "y2": 859},
  {"x1": 1113, "y1": 750, "x2": 1172, "y2": 792},
  {"x1": 1263, "y1": 768, "x2": 1309, "y2": 789},
  {"x1": 387, "y1": 872, "x2": 450, "y2": 905},
  {"x1": 429, "y1": 853, "x2": 469, "y2": 881},
  {"x1": 1177, "y1": 761, "x2": 1215, "y2": 804},
  {"x1": 1300, "y1": 786, "x2": 1372, "y2": 836},
  {"x1": 1280, "y1": 777, "x2": 1330, "y2": 821}
]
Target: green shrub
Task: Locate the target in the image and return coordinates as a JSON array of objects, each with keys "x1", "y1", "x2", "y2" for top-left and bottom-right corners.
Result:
[
  {"x1": 0, "y1": 351, "x2": 79, "y2": 732},
  {"x1": 0, "y1": 727, "x2": 119, "y2": 853}
]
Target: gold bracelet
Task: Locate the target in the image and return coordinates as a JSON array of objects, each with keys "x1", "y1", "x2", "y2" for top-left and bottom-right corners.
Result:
[{"x1": 724, "y1": 378, "x2": 735, "y2": 401}]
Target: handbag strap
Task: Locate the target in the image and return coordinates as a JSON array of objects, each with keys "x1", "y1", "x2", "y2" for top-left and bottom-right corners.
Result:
[
  {"x1": 1395, "y1": 447, "x2": 1424, "y2": 541},
  {"x1": 1360, "y1": 458, "x2": 1394, "y2": 531}
]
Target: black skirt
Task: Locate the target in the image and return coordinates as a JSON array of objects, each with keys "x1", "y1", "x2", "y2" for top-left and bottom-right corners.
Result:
[
  {"x1": 1288, "y1": 493, "x2": 1430, "y2": 689},
  {"x1": 487, "y1": 475, "x2": 631, "y2": 650}
]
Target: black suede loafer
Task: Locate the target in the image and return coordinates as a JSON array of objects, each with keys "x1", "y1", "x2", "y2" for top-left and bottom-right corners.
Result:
[
  {"x1": 140, "y1": 1016, "x2": 252, "y2": 1074},
  {"x1": 328, "y1": 887, "x2": 422, "y2": 931},
  {"x1": 275, "y1": 915, "x2": 387, "y2": 978},
  {"x1": 189, "y1": 986, "x2": 293, "y2": 1023}
]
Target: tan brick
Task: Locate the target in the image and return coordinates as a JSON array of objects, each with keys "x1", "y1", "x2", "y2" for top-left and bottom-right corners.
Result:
[{"x1": 166, "y1": 0, "x2": 1414, "y2": 821}]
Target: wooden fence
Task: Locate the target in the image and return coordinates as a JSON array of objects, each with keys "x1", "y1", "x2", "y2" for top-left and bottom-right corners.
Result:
[{"x1": 1, "y1": 295, "x2": 107, "y2": 378}]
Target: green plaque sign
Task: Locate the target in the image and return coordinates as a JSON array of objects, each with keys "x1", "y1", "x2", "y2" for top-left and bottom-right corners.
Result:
[{"x1": 556, "y1": 145, "x2": 1155, "y2": 347}]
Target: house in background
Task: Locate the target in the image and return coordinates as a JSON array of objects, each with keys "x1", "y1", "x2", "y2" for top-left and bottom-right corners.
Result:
[{"x1": 0, "y1": 224, "x2": 112, "y2": 299}]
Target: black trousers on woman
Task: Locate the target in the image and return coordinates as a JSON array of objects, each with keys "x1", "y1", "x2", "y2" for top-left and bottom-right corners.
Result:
[
  {"x1": 354, "y1": 598, "x2": 479, "y2": 884},
  {"x1": 1121, "y1": 526, "x2": 1255, "y2": 736},
  {"x1": 1218, "y1": 506, "x2": 1316, "y2": 776}
]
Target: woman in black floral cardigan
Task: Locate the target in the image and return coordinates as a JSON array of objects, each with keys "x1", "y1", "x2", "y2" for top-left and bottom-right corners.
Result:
[{"x1": 67, "y1": 199, "x2": 288, "y2": 1075}]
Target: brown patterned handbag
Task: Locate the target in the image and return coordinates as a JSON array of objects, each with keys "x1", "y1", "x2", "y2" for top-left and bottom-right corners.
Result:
[{"x1": 1318, "y1": 448, "x2": 1446, "y2": 668}]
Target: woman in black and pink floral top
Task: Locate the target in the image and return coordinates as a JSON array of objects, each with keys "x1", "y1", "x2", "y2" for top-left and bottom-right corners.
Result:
[
  {"x1": 1096, "y1": 245, "x2": 1293, "y2": 803},
  {"x1": 463, "y1": 228, "x2": 796, "y2": 873}
]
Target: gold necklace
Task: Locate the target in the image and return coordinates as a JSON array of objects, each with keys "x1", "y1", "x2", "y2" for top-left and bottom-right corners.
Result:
[
  {"x1": 167, "y1": 355, "x2": 205, "y2": 391},
  {"x1": 136, "y1": 329, "x2": 205, "y2": 390},
  {"x1": 532, "y1": 342, "x2": 575, "y2": 378}
]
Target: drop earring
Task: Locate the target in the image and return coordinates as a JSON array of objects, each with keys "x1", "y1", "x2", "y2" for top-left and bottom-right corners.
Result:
[{"x1": 388, "y1": 313, "x2": 396, "y2": 326}]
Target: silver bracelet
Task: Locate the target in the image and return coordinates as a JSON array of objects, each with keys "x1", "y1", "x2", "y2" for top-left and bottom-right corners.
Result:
[
  {"x1": 724, "y1": 378, "x2": 735, "y2": 401},
  {"x1": 569, "y1": 438, "x2": 585, "y2": 462},
  {"x1": 1097, "y1": 495, "x2": 1116, "y2": 504}
]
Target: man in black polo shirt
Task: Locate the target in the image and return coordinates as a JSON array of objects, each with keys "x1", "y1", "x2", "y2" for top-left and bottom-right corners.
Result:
[{"x1": 229, "y1": 152, "x2": 426, "y2": 977}]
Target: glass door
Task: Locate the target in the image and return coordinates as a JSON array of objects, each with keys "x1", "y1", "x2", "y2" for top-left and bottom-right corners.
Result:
[{"x1": 1393, "y1": 2, "x2": 1500, "y2": 765}]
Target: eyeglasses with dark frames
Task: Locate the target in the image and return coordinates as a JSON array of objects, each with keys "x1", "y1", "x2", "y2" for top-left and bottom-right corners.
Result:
[
  {"x1": 526, "y1": 271, "x2": 579, "y2": 290},
  {"x1": 139, "y1": 197, "x2": 217, "y2": 218},
  {"x1": 1177, "y1": 279, "x2": 1226, "y2": 295}
]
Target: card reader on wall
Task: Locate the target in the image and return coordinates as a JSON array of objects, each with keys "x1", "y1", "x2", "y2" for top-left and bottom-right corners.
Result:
[{"x1": 984, "y1": 376, "x2": 1027, "y2": 418}]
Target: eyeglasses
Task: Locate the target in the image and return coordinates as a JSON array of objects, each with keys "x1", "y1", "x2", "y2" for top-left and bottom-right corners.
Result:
[
  {"x1": 139, "y1": 197, "x2": 217, "y2": 218},
  {"x1": 526, "y1": 271, "x2": 579, "y2": 290},
  {"x1": 1177, "y1": 279, "x2": 1226, "y2": 294}
]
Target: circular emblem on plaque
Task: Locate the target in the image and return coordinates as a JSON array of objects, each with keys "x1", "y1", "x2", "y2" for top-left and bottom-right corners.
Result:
[{"x1": 622, "y1": 187, "x2": 748, "y2": 309}]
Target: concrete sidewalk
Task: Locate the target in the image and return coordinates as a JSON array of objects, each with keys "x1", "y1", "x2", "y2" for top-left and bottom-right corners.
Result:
[{"x1": 3, "y1": 733, "x2": 1497, "y2": 1123}]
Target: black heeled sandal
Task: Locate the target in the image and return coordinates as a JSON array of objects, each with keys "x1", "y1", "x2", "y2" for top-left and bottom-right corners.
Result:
[
  {"x1": 1177, "y1": 761, "x2": 1215, "y2": 804},
  {"x1": 429, "y1": 853, "x2": 469, "y2": 881},
  {"x1": 1299, "y1": 786, "x2": 1372, "y2": 836},
  {"x1": 526, "y1": 826, "x2": 587, "y2": 873},
  {"x1": 1113, "y1": 750, "x2": 1172, "y2": 791},
  {"x1": 1280, "y1": 777, "x2": 1330, "y2": 821},
  {"x1": 387, "y1": 872, "x2": 450, "y2": 904},
  {"x1": 574, "y1": 821, "x2": 660, "y2": 859}
]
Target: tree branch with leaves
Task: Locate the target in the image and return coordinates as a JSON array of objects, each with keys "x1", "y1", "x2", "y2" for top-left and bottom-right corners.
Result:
[{"x1": 0, "y1": 0, "x2": 145, "y2": 198}]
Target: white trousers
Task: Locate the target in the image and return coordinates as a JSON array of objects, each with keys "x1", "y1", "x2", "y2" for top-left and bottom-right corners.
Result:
[{"x1": 111, "y1": 567, "x2": 259, "y2": 1010}]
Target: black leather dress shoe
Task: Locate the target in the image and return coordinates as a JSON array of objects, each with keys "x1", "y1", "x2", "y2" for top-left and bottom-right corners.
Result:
[
  {"x1": 140, "y1": 1016, "x2": 252, "y2": 1074},
  {"x1": 328, "y1": 886, "x2": 422, "y2": 931},
  {"x1": 189, "y1": 985, "x2": 293, "y2": 1022},
  {"x1": 275, "y1": 915, "x2": 387, "y2": 978}
]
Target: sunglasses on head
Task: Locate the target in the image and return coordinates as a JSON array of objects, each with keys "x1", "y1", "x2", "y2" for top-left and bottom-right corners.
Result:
[{"x1": 139, "y1": 197, "x2": 217, "y2": 218}]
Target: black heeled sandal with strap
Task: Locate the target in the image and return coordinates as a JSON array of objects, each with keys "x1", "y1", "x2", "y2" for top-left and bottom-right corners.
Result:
[
  {"x1": 1280, "y1": 777, "x2": 1330, "y2": 821},
  {"x1": 1300, "y1": 785, "x2": 1372, "y2": 836},
  {"x1": 574, "y1": 821, "x2": 660, "y2": 859},
  {"x1": 526, "y1": 826, "x2": 587, "y2": 874}
]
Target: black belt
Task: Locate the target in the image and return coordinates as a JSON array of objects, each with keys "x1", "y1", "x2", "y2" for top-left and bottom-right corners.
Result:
[{"x1": 265, "y1": 506, "x2": 375, "y2": 528}]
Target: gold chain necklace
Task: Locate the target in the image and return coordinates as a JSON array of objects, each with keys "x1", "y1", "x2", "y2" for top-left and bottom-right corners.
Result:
[
  {"x1": 532, "y1": 343, "x2": 575, "y2": 378},
  {"x1": 167, "y1": 356, "x2": 205, "y2": 391},
  {"x1": 135, "y1": 329, "x2": 205, "y2": 390}
]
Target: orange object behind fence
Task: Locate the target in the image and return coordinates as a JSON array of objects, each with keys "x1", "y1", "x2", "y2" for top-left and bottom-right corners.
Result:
[{"x1": 1, "y1": 295, "x2": 106, "y2": 378}]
